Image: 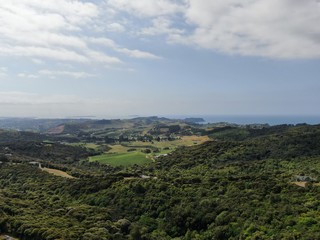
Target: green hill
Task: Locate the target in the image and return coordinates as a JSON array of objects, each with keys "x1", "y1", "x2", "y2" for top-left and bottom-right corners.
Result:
[{"x1": 1, "y1": 124, "x2": 320, "y2": 239}]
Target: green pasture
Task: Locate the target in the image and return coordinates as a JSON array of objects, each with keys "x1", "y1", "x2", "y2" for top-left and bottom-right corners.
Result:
[
  {"x1": 89, "y1": 152, "x2": 150, "y2": 166},
  {"x1": 67, "y1": 142, "x2": 100, "y2": 149},
  {"x1": 86, "y1": 135, "x2": 210, "y2": 166}
]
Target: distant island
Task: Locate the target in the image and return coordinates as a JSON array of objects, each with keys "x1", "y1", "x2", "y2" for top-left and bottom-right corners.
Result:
[{"x1": 184, "y1": 117, "x2": 205, "y2": 123}]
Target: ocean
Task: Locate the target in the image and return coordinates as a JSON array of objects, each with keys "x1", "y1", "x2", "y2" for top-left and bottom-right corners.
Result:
[{"x1": 166, "y1": 115, "x2": 320, "y2": 126}]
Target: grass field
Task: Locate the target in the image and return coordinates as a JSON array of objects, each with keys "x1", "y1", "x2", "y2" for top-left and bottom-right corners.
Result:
[
  {"x1": 41, "y1": 167, "x2": 75, "y2": 179},
  {"x1": 85, "y1": 136, "x2": 209, "y2": 166},
  {"x1": 124, "y1": 135, "x2": 210, "y2": 154},
  {"x1": 89, "y1": 152, "x2": 150, "y2": 166},
  {"x1": 67, "y1": 142, "x2": 101, "y2": 149},
  {"x1": 109, "y1": 144, "x2": 129, "y2": 153},
  {"x1": 88, "y1": 135, "x2": 210, "y2": 166}
]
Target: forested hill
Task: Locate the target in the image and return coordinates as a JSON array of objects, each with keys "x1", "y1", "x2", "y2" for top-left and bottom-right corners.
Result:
[
  {"x1": 159, "y1": 124, "x2": 320, "y2": 169},
  {"x1": 1, "y1": 124, "x2": 320, "y2": 239}
]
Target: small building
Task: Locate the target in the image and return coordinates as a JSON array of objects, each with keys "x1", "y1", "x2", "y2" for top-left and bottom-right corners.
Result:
[
  {"x1": 291, "y1": 175, "x2": 317, "y2": 188},
  {"x1": 29, "y1": 161, "x2": 40, "y2": 165},
  {"x1": 155, "y1": 154, "x2": 168, "y2": 158},
  {"x1": 29, "y1": 162, "x2": 42, "y2": 168},
  {"x1": 294, "y1": 175, "x2": 316, "y2": 182},
  {"x1": 140, "y1": 175, "x2": 151, "y2": 179}
]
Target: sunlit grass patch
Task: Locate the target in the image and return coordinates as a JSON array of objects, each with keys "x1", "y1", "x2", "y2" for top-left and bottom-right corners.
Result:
[{"x1": 89, "y1": 152, "x2": 150, "y2": 166}]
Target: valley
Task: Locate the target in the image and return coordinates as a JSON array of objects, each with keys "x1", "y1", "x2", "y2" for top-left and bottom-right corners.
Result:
[{"x1": 0, "y1": 117, "x2": 320, "y2": 239}]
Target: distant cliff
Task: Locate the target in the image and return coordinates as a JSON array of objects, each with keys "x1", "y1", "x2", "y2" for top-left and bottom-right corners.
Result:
[{"x1": 184, "y1": 117, "x2": 205, "y2": 123}]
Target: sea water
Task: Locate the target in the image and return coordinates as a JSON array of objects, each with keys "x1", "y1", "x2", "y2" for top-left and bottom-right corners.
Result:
[{"x1": 166, "y1": 115, "x2": 320, "y2": 126}]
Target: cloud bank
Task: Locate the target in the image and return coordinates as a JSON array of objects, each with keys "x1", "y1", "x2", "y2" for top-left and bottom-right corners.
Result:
[
  {"x1": 107, "y1": 0, "x2": 320, "y2": 59},
  {"x1": 0, "y1": 1, "x2": 319, "y2": 118},
  {"x1": 184, "y1": 0, "x2": 320, "y2": 59},
  {"x1": 0, "y1": 0, "x2": 161, "y2": 68},
  {"x1": 1, "y1": 0, "x2": 318, "y2": 67}
]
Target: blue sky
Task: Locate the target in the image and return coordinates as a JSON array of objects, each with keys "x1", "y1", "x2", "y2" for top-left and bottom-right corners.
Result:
[{"x1": 0, "y1": 0, "x2": 320, "y2": 118}]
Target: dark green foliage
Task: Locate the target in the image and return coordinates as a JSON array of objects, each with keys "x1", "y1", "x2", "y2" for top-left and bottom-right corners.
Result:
[
  {"x1": 0, "y1": 141, "x2": 96, "y2": 164},
  {"x1": 161, "y1": 124, "x2": 320, "y2": 170},
  {"x1": 1, "y1": 124, "x2": 320, "y2": 239}
]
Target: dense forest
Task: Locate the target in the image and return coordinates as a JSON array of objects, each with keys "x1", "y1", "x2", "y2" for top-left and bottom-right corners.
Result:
[{"x1": 1, "y1": 124, "x2": 320, "y2": 239}]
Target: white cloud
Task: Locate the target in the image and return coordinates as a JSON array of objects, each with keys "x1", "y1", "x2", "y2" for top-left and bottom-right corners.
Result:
[
  {"x1": 107, "y1": 23, "x2": 126, "y2": 32},
  {"x1": 140, "y1": 17, "x2": 185, "y2": 38},
  {"x1": 38, "y1": 70, "x2": 96, "y2": 79},
  {"x1": 116, "y1": 48, "x2": 161, "y2": 59},
  {"x1": 85, "y1": 50, "x2": 123, "y2": 64},
  {"x1": 0, "y1": 0, "x2": 159, "y2": 68},
  {"x1": 88, "y1": 37, "x2": 162, "y2": 59},
  {"x1": 32, "y1": 59, "x2": 45, "y2": 65},
  {"x1": 104, "y1": 65, "x2": 136, "y2": 72},
  {"x1": 88, "y1": 37, "x2": 117, "y2": 48},
  {"x1": 0, "y1": 46, "x2": 89, "y2": 63},
  {"x1": 17, "y1": 73, "x2": 39, "y2": 79},
  {"x1": 0, "y1": 67, "x2": 8, "y2": 78},
  {"x1": 107, "y1": 0, "x2": 320, "y2": 59},
  {"x1": 183, "y1": 0, "x2": 320, "y2": 59},
  {"x1": 0, "y1": 1, "x2": 91, "y2": 62},
  {"x1": 3, "y1": 0, "x2": 99, "y2": 29},
  {"x1": 106, "y1": 0, "x2": 184, "y2": 17},
  {"x1": 1, "y1": 0, "x2": 319, "y2": 75}
]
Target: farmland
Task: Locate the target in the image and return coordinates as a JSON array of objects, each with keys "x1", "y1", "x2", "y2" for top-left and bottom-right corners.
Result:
[
  {"x1": 1, "y1": 122, "x2": 320, "y2": 239},
  {"x1": 89, "y1": 151, "x2": 150, "y2": 166},
  {"x1": 88, "y1": 135, "x2": 210, "y2": 166}
]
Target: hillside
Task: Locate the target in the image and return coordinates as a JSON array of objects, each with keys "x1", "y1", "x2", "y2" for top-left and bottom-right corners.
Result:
[{"x1": 1, "y1": 124, "x2": 320, "y2": 239}]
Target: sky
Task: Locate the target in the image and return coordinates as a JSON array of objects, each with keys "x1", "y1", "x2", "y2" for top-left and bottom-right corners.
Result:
[{"x1": 0, "y1": 0, "x2": 320, "y2": 118}]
